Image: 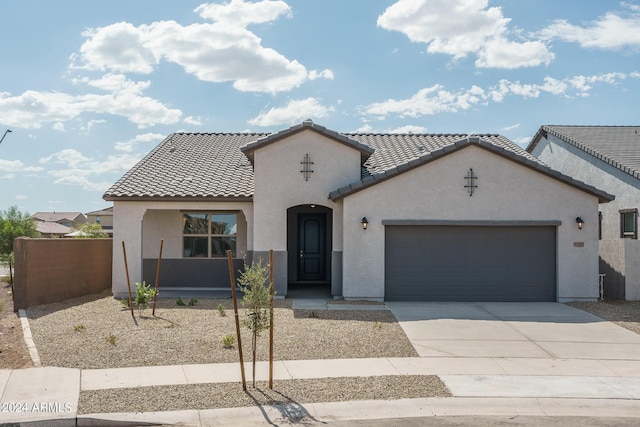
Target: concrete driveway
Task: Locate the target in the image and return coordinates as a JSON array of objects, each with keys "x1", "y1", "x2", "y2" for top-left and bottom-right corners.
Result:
[{"x1": 385, "y1": 302, "x2": 640, "y2": 361}]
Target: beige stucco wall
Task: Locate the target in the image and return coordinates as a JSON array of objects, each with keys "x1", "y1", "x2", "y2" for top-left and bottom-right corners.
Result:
[
  {"x1": 112, "y1": 200, "x2": 253, "y2": 296},
  {"x1": 342, "y1": 145, "x2": 601, "y2": 302},
  {"x1": 252, "y1": 129, "x2": 360, "y2": 252}
]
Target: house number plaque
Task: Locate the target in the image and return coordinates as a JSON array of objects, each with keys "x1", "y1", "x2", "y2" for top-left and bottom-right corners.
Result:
[
  {"x1": 300, "y1": 153, "x2": 314, "y2": 181},
  {"x1": 464, "y1": 168, "x2": 478, "y2": 196}
]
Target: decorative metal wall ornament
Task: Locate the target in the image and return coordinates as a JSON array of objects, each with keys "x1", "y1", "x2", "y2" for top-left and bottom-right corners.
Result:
[
  {"x1": 464, "y1": 168, "x2": 478, "y2": 196},
  {"x1": 300, "y1": 153, "x2": 314, "y2": 181}
]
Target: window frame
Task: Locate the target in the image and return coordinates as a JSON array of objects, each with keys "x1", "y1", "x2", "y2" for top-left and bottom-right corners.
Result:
[
  {"x1": 620, "y1": 209, "x2": 638, "y2": 239},
  {"x1": 182, "y1": 212, "x2": 238, "y2": 258}
]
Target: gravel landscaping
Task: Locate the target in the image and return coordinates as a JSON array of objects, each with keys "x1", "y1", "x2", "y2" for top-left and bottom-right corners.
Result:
[
  {"x1": 567, "y1": 300, "x2": 640, "y2": 335},
  {"x1": 78, "y1": 376, "x2": 450, "y2": 415},
  {"x1": 26, "y1": 290, "x2": 418, "y2": 369}
]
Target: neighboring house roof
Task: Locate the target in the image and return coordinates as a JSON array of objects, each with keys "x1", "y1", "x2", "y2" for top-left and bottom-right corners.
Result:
[
  {"x1": 528, "y1": 125, "x2": 640, "y2": 180},
  {"x1": 35, "y1": 221, "x2": 71, "y2": 235},
  {"x1": 30, "y1": 212, "x2": 86, "y2": 223},
  {"x1": 85, "y1": 207, "x2": 113, "y2": 216},
  {"x1": 103, "y1": 121, "x2": 613, "y2": 203}
]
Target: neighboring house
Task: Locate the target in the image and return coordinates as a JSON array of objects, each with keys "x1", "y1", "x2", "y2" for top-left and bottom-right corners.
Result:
[
  {"x1": 104, "y1": 120, "x2": 613, "y2": 302},
  {"x1": 33, "y1": 221, "x2": 72, "y2": 238},
  {"x1": 86, "y1": 207, "x2": 114, "y2": 235},
  {"x1": 29, "y1": 212, "x2": 87, "y2": 238},
  {"x1": 528, "y1": 125, "x2": 640, "y2": 300}
]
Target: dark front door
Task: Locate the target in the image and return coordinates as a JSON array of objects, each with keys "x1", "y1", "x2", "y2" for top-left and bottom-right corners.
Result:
[{"x1": 298, "y1": 213, "x2": 327, "y2": 281}]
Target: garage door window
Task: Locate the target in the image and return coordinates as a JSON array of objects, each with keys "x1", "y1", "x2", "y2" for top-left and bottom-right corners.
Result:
[{"x1": 620, "y1": 209, "x2": 637, "y2": 239}]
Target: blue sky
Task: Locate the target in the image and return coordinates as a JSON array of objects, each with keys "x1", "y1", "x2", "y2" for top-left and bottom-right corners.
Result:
[{"x1": 1, "y1": 0, "x2": 639, "y2": 215}]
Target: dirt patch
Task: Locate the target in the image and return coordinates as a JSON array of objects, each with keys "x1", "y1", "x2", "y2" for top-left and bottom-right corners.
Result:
[{"x1": 0, "y1": 281, "x2": 33, "y2": 369}]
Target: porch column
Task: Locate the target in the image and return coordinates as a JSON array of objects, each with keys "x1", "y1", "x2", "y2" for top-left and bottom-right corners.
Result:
[{"x1": 112, "y1": 203, "x2": 146, "y2": 298}]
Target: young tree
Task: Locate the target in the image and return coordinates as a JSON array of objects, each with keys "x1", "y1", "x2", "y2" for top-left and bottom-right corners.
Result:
[
  {"x1": 71, "y1": 222, "x2": 109, "y2": 238},
  {"x1": 238, "y1": 258, "x2": 271, "y2": 387},
  {"x1": 0, "y1": 206, "x2": 39, "y2": 284}
]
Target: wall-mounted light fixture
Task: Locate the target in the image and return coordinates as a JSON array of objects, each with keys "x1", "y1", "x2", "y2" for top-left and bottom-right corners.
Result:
[
  {"x1": 361, "y1": 217, "x2": 369, "y2": 230},
  {"x1": 576, "y1": 217, "x2": 584, "y2": 230}
]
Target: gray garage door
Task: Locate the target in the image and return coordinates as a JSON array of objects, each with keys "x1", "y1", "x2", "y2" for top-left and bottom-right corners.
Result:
[{"x1": 385, "y1": 225, "x2": 556, "y2": 302}]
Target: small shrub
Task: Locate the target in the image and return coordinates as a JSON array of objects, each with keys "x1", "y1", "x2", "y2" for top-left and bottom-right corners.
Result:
[
  {"x1": 0, "y1": 299, "x2": 4, "y2": 313},
  {"x1": 106, "y1": 334, "x2": 116, "y2": 346},
  {"x1": 373, "y1": 321, "x2": 382, "y2": 330},
  {"x1": 176, "y1": 297, "x2": 185, "y2": 306},
  {"x1": 188, "y1": 298, "x2": 198, "y2": 306},
  {"x1": 133, "y1": 281, "x2": 157, "y2": 316},
  {"x1": 74, "y1": 324, "x2": 86, "y2": 332},
  {"x1": 119, "y1": 298, "x2": 130, "y2": 309},
  {"x1": 221, "y1": 334, "x2": 235, "y2": 348},
  {"x1": 217, "y1": 303, "x2": 226, "y2": 317},
  {"x1": 308, "y1": 311, "x2": 319, "y2": 319}
]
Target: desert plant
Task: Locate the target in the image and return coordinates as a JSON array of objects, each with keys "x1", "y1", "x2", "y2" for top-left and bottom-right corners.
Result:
[
  {"x1": 106, "y1": 334, "x2": 116, "y2": 345},
  {"x1": 188, "y1": 298, "x2": 198, "y2": 306},
  {"x1": 119, "y1": 298, "x2": 130, "y2": 309},
  {"x1": 176, "y1": 297, "x2": 185, "y2": 306},
  {"x1": 373, "y1": 321, "x2": 383, "y2": 330},
  {"x1": 221, "y1": 334, "x2": 235, "y2": 348},
  {"x1": 74, "y1": 324, "x2": 86, "y2": 332},
  {"x1": 307, "y1": 311, "x2": 319, "y2": 319},
  {"x1": 217, "y1": 303, "x2": 226, "y2": 317},
  {"x1": 0, "y1": 299, "x2": 4, "y2": 313},
  {"x1": 238, "y1": 258, "x2": 272, "y2": 387},
  {"x1": 133, "y1": 281, "x2": 157, "y2": 316}
]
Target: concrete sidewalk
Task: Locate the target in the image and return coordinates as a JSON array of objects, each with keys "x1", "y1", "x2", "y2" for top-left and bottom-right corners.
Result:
[
  {"x1": 2, "y1": 357, "x2": 640, "y2": 425},
  {"x1": 2, "y1": 301, "x2": 640, "y2": 425}
]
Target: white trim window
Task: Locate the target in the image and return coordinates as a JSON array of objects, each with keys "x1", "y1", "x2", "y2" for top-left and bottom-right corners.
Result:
[
  {"x1": 183, "y1": 213, "x2": 237, "y2": 257},
  {"x1": 620, "y1": 209, "x2": 638, "y2": 239}
]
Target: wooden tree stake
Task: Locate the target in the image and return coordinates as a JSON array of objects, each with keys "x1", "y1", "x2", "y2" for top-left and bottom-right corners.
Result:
[
  {"x1": 121, "y1": 241, "x2": 134, "y2": 318},
  {"x1": 227, "y1": 250, "x2": 247, "y2": 391},
  {"x1": 269, "y1": 249, "x2": 274, "y2": 389}
]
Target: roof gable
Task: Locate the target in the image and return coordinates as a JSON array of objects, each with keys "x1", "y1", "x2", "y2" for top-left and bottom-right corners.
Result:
[
  {"x1": 330, "y1": 136, "x2": 614, "y2": 203},
  {"x1": 240, "y1": 120, "x2": 374, "y2": 164},
  {"x1": 528, "y1": 125, "x2": 640, "y2": 180}
]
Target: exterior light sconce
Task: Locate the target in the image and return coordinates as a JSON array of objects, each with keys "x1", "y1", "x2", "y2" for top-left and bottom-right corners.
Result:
[
  {"x1": 361, "y1": 217, "x2": 369, "y2": 230},
  {"x1": 576, "y1": 217, "x2": 584, "y2": 230}
]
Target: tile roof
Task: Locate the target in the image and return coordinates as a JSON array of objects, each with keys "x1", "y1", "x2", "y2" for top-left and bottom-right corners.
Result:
[
  {"x1": 34, "y1": 221, "x2": 71, "y2": 235},
  {"x1": 85, "y1": 207, "x2": 113, "y2": 216},
  {"x1": 30, "y1": 212, "x2": 85, "y2": 222},
  {"x1": 528, "y1": 125, "x2": 640, "y2": 180},
  {"x1": 103, "y1": 122, "x2": 613, "y2": 203}
]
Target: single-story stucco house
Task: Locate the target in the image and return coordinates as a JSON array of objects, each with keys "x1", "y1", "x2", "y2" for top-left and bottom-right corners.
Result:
[
  {"x1": 104, "y1": 120, "x2": 613, "y2": 302},
  {"x1": 528, "y1": 125, "x2": 640, "y2": 300}
]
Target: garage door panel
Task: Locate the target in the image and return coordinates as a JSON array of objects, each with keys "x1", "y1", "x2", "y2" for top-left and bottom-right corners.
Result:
[{"x1": 385, "y1": 225, "x2": 556, "y2": 302}]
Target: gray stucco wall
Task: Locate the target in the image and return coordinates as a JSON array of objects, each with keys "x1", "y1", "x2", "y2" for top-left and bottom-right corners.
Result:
[{"x1": 531, "y1": 134, "x2": 640, "y2": 300}]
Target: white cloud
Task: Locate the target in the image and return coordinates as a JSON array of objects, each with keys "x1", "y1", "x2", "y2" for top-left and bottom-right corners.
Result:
[
  {"x1": 377, "y1": 0, "x2": 553, "y2": 69},
  {"x1": 539, "y1": 3, "x2": 640, "y2": 50},
  {"x1": 183, "y1": 116, "x2": 203, "y2": 126},
  {"x1": 363, "y1": 71, "x2": 635, "y2": 119},
  {"x1": 40, "y1": 147, "x2": 147, "y2": 192},
  {"x1": 309, "y1": 69, "x2": 334, "y2": 80},
  {"x1": 15, "y1": 195, "x2": 27, "y2": 200},
  {"x1": 0, "y1": 76, "x2": 182, "y2": 129},
  {"x1": 0, "y1": 159, "x2": 24, "y2": 172},
  {"x1": 249, "y1": 97, "x2": 335, "y2": 127},
  {"x1": 114, "y1": 132, "x2": 163, "y2": 152},
  {"x1": 53, "y1": 122, "x2": 65, "y2": 132},
  {"x1": 195, "y1": 0, "x2": 292, "y2": 26},
  {"x1": 501, "y1": 123, "x2": 520, "y2": 131},
  {"x1": 389, "y1": 125, "x2": 428, "y2": 134},
  {"x1": 70, "y1": 1, "x2": 317, "y2": 94}
]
